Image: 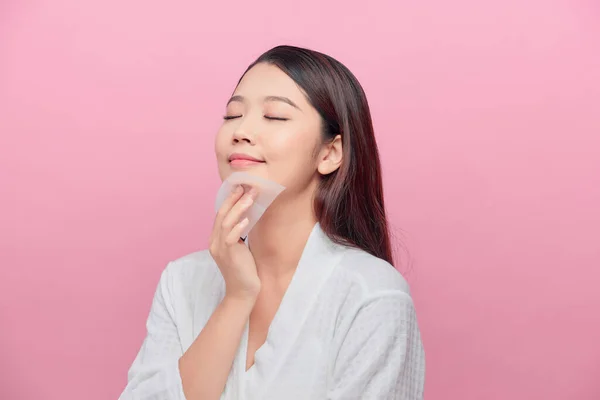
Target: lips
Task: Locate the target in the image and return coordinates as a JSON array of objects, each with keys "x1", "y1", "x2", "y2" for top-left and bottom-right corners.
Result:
[
  {"x1": 228, "y1": 153, "x2": 264, "y2": 163},
  {"x1": 228, "y1": 153, "x2": 265, "y2": 168}
]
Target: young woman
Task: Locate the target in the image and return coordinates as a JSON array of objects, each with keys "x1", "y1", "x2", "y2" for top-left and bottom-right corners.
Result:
[{"x1": 119, "y1": 45, "x2": 425, "y2": 400}]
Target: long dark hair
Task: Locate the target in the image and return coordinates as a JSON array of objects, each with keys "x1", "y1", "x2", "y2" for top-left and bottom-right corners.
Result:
[{"x1": 241, "y1": 45, "x2": 394, "y2": 266}]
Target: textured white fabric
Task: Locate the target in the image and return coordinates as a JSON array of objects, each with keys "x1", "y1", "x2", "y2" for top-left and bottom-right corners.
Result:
[{"x1": 119, "y1": 224, "x2": 425, "y2": 400}]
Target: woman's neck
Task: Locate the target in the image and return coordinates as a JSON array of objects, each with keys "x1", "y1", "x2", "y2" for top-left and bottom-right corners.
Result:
[{"x1": 247, "y1": 194, "x2": 317, "y2": 281}]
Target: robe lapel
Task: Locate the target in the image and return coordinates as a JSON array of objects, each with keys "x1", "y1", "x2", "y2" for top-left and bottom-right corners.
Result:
[{"x1": 244, "y1": 222, "x2": 344, "y2": 398}]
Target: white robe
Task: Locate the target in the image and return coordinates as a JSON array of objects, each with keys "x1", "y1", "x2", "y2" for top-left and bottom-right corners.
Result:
[{"x1": 119, "y1": 223, "x2": 425, "y2": 399}]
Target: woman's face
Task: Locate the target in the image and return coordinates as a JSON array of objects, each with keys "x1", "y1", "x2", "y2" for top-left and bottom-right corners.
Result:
[{"x1": 215, "y1": 63, "x2": 324, "y2": 194}]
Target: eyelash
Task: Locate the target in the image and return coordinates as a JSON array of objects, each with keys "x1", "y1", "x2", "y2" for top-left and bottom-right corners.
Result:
[{"x1": 223, "y1": 115, "x2": 288, "y2": 121}]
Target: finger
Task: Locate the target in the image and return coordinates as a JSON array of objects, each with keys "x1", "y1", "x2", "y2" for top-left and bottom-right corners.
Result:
[
  {"x1": 224, "y1": 217, "x2": 249, "y2": 246},
  {"x1": 221, "y1": 188, "x2": 257, "y2": 231},
  {"x1": 215, "y1": 185, "x2": 244, "y2": 227}
]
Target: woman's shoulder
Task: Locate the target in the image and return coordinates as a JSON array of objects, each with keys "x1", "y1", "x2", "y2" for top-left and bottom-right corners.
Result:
[
  {"x1": 335, "y1": 246, "x2": 412, "y2": 299},
  {"x1": 161, "y1": 250, "x2": 224, "y2": 300},
  {"x1": 166, "y1": 249, "x2": 218, "y2": 276}
]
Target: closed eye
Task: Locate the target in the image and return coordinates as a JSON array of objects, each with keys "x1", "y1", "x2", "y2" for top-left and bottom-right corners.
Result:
[
  {"x1": 264, "y1": 116, "x2": 289, "y2": 121},
  {"x1": 223, "y1": 115, "x2": 242, "y2": 120}
]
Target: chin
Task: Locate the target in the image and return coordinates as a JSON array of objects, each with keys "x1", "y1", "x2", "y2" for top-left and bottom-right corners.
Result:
[{"x1": 218, "y1": 164, "x2": 266, "y2": 180}]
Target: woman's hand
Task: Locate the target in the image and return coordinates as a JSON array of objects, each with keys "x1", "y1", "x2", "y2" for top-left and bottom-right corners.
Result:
[{"x1": 209, "y1": 185, "x2": 261, "y2": 301}]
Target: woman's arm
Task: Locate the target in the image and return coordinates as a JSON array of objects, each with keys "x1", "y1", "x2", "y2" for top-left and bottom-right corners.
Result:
[
  {"x1": 179, "y1": 185, "x2": 261, "y2": 399},
  {"x1": 327, "y1": 293, "x2": 426, "y2": 400},
  {"x1": 120, "y1": 185, "x2": 260, "y2": 400},
  {"x1": 178, "y1": 294, "x2": 255, "y2": 400},
  {"x1": 119, "y1": 265, "x2": 256, "y2": 400}
]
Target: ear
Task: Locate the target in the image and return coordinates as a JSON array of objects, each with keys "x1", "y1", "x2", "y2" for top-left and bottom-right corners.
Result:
[{"x1": 317, "y1": 135, "x2": 343, "y2": 175}]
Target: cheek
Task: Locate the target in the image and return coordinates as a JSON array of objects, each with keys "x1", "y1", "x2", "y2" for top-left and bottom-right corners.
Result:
[
  {"x1": 215, "y1": 127, "x2": 232, "y2": 181},
  {"x1": 266, "y1": 131, "x2": 312, "y2": 163},
  {"x1": 265, "y1": 131, "x2": 319, "y2": 184},
  {"x1": 214, "y1": 126, "x2": 230, "y2": 158}
]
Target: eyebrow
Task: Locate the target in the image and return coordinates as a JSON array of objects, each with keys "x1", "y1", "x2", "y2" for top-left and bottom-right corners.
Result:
[{"x1": 227, "y1": 95, "x2": 301, "y2": 110}]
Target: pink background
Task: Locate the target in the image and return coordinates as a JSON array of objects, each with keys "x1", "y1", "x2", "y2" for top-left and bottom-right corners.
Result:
[{"x1": 1, "y1": 1, "x2": 599, "y2": 399}]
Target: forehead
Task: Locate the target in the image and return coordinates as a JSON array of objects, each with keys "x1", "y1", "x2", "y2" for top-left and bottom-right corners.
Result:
[{"x1": 233, "y1": 63, "x2": 307, "y2": 104}]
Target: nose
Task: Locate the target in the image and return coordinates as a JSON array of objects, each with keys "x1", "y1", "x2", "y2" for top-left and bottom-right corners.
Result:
[{"x1": 232, "y1": 121, "x2": 256, "y2": 145}]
